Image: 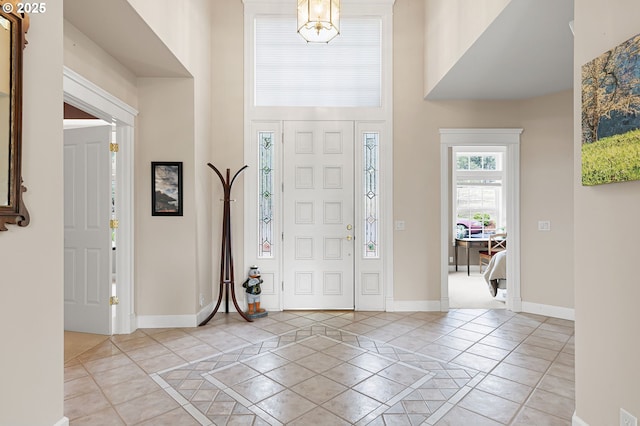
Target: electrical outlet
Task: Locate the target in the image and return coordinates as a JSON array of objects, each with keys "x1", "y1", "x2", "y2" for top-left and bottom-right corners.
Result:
[
  {"x1": 199, "y1": 294, "x2": 205, "y2": 307},
  {"x1": 621, "y1": 408, "x2": 638, "y2": 426},
  {"x1": 449, "y1": 256, "x2": 454, "y2": 263}
]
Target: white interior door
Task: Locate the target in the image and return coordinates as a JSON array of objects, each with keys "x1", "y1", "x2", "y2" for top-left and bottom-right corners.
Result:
[
  {"x1": 64, "y1": 125, "x2": 112, "y2": 335},
  {"x1": 283, "y1": 121, "x2": 355, "y2": 310}
]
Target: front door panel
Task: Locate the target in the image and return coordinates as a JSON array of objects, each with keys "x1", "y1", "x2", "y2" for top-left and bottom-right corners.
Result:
[{"x1": 283, "y1": 121, "x2": 355, "y2": 310}]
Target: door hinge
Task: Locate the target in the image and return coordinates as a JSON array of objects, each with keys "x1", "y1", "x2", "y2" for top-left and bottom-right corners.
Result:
[
  {"x1": 282, "y1": 281, "x2": 284, "y2": 291},
  {"x1": 109, "y1": 296, "x2": 120, "y2": 305},
  {"x1": 110, "y1": 219, "x2": 119, "y2": 229},
  {"x1": 109, "y1": 143, "x2": 119, "y2": 153},
  {"x1": 281, "y1": 232, "x2": 284, "y2": 241}
]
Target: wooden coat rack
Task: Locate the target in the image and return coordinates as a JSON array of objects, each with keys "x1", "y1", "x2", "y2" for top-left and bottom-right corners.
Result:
[{"x1": 199, "y1": 163, "x2": 251, "y2": 326}]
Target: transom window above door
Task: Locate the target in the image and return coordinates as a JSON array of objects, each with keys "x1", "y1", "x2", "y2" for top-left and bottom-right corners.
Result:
[{"x1": 254, "y1": 17, "x2": 382, "y2": 107}]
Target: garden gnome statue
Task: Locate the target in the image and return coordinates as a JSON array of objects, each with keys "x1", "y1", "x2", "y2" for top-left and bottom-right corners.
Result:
[{"x1": 242, "y1": 265, "x2": 266, "y2": 317}]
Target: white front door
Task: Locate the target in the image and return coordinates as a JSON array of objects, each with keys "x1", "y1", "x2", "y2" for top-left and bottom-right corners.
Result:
[
  {"x1": 283, "y1": 121, "x2": 355, "y2": 310},
  {"x1": 64, "y1": 125, "x2": 112, "y2": 335}
]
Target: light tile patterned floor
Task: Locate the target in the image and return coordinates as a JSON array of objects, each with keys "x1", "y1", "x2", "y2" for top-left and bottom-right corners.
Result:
[{"x1": 65, "y1": 310, "x2": 575, "y2": 425}]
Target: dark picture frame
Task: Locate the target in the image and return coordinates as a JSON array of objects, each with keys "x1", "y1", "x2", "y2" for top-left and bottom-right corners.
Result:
[{"x1": 151, "y1": 162, "x2": 183, "y2": 216}]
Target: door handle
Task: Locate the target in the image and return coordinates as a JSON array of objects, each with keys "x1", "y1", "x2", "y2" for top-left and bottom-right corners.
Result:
[{"x1": 346, "y1": 235, "x2": 353, "y2": 241}]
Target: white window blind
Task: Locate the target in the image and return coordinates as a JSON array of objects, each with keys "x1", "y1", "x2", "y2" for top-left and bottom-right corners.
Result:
[{"x1": 255, "y1": 17, "x2": 382, "y2": 107}]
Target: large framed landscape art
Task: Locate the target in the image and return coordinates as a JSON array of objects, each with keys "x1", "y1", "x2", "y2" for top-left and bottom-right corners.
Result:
[{"x1": 582, "y1": 32, "x2": 640, "y2": 186}]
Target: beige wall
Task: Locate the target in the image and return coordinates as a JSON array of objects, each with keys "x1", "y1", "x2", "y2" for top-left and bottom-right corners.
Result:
[
  {"x1": 128, "y1": 0, "x2": 214, "y2": 317},
  {"x1": 127, "y1": 0, "x2": 208, "y2": 77},
  {"x1": 64, "y1": 1, "x2": 214, "y2": 319},
  {"x1": 574, "y1": 0, "x2": 640, "y2": 423},
  {"x1": 135, "y1": 77, "x2": 197, "y2": 316},
  {"x1": 424, "y1": 0, "x2": 510, "y2": 96},
  {"x1": 394, "y1": 0, "x2": 574, "y2": 309},
  {"x1": 0, "y1": 4, "x2": 64, "y2": 425},
  {"x1": 64, "y1": 20, "x2": 138, "y2": 109},
  {"x1": 126, "y1": 0, "x2": 214, "y2": 317},
  {"x1": 210, "y1": 0, "x2": 246, "y2": 304},
  {"x1": 519, "y1": 91, "x2": 574, "y2": 307},
  {"x1": 190, "y1": 1, "x2": 214, "y2": 315}
]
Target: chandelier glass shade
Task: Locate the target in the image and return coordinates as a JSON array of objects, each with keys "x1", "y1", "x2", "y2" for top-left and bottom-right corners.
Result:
[{"x1": 297, "y1": 0, "x2": 340, "y2": 43}]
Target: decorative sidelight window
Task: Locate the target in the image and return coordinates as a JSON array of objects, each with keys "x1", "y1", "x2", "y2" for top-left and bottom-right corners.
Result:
[
  {"x1": 363, "y1": 132, "x2": 380, "y2": 258},
  {"x1": 259, "y1": 132, "x2": 274, "y2": 258}
]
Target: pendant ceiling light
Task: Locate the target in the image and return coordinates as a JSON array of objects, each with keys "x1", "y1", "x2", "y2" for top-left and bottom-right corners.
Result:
[{"x1": 297, "y1": 0, "x2": 340, "y2": 43}]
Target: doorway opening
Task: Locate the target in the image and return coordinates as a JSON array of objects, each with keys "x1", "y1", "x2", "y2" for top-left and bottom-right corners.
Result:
[
  {"x1": 449, "y1": 146, "x2": 507, "y2": 309},
  {"x1": 439, "y1": 128, "x2": 522, "y2": 312},
  {"x1": 63, "y1": 67, "x2": 138, "y2": 334},
  {"x1": 63, "y1": 118, "x2": 115, "y2": 334}
]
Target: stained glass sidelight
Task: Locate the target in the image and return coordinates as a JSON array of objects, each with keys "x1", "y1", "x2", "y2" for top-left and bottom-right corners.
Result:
[
  {"x1": 363, "y1": 133, "x2": 379, "y2": 258},
  {"x1": 259, "y1": 132, "x2": 274, "y2": 258}
]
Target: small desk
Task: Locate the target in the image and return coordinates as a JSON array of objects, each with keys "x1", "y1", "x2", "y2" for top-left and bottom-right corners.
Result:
[{"x1": 455, "y1": 237, "x2": 489, "y2": 276}]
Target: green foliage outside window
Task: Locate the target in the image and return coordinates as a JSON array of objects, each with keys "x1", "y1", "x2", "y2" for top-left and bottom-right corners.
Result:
[
  {"x1": 472, "y1": 213, "x2": 491, "y2": 226},
  {"x1": 456, "y1": 155, "x2": 497, "y2": 171}
]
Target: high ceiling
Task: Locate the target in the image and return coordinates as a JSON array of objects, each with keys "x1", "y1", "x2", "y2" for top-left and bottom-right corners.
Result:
[
  {"x1": 64, "y1": 0, "x2": 190, "y2": 78},
  {"x1": 64, "y1": 0, "x2": 574, "y2": 100},
  {"x1": 426, "y1": 0, "x2": 575, "y2": 100}
]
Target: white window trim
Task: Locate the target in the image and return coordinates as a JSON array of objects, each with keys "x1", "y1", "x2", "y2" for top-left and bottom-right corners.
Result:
[
  {"x1": 440, "y1": 128, "x2": 522, "y2": 312},
  {"x1": 243, "y1": 0, "x2": 394, "y2": 312}
]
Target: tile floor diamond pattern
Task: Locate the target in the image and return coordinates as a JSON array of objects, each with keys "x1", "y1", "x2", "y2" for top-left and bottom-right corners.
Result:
[
  {"x1": 155, "y1": 327, "x2": 483, "y2": 425},
  {"x1": 65, "y1": 310, "x2": 575, "y2": 425}
]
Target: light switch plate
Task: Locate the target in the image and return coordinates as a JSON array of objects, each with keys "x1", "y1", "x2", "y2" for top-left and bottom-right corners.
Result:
[{"x1": 538, "y1": 220, "x2": 551, "y2": 231}]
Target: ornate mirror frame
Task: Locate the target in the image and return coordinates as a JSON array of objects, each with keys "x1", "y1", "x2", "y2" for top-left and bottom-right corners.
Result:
[{"x1": 0, "y1": 2, "x2": 29, "y2": 231}]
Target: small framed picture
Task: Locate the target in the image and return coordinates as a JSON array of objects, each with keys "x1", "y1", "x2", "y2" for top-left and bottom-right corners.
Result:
[{"x1": 151, "y1": 162, "x2": 183, "y2": 216}]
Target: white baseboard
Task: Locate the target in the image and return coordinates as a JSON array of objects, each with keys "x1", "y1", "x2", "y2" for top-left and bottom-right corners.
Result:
[
  {"x1": 521, "y1": 301, "x2": 575, "y2": 321},
  {"x1": 135, "y1": 301, "x2": 249, "y2": 328},
  {"x1": 54, "y1": 417, "x2": 69, "y2": 426},
  {"x1": 135, "y1": 301, "x2": 573, "y2": 327},
  {"x1": 572, "y1": 411, "x2": 588, "y2": 426},
  {"x1": 196, "y1": 301, "x2": 223, "y2": 325},
  {"x1": 393, "y1": 300, "x2": 442, "y2": 311},
  {"x1": 390, "y1": 299, "x2": 574, "y2": 320},
  {"x1": 136, "y1": 314, "x2": 198, "y2": 328}
]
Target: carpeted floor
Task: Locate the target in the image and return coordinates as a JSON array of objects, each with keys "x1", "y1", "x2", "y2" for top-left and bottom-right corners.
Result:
[{"x1": 448, "y1": 271, "x2": 506, "y2": 309}]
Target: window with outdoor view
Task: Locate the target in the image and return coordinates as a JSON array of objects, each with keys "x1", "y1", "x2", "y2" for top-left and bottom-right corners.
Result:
[{"x1": 453, "y1": 148, "x2": 506, "y2": 238}]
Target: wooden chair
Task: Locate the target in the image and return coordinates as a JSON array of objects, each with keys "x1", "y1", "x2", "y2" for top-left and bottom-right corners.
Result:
[{"x1": 479, "y1": 233, "x2": 506, "y2": 273}]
